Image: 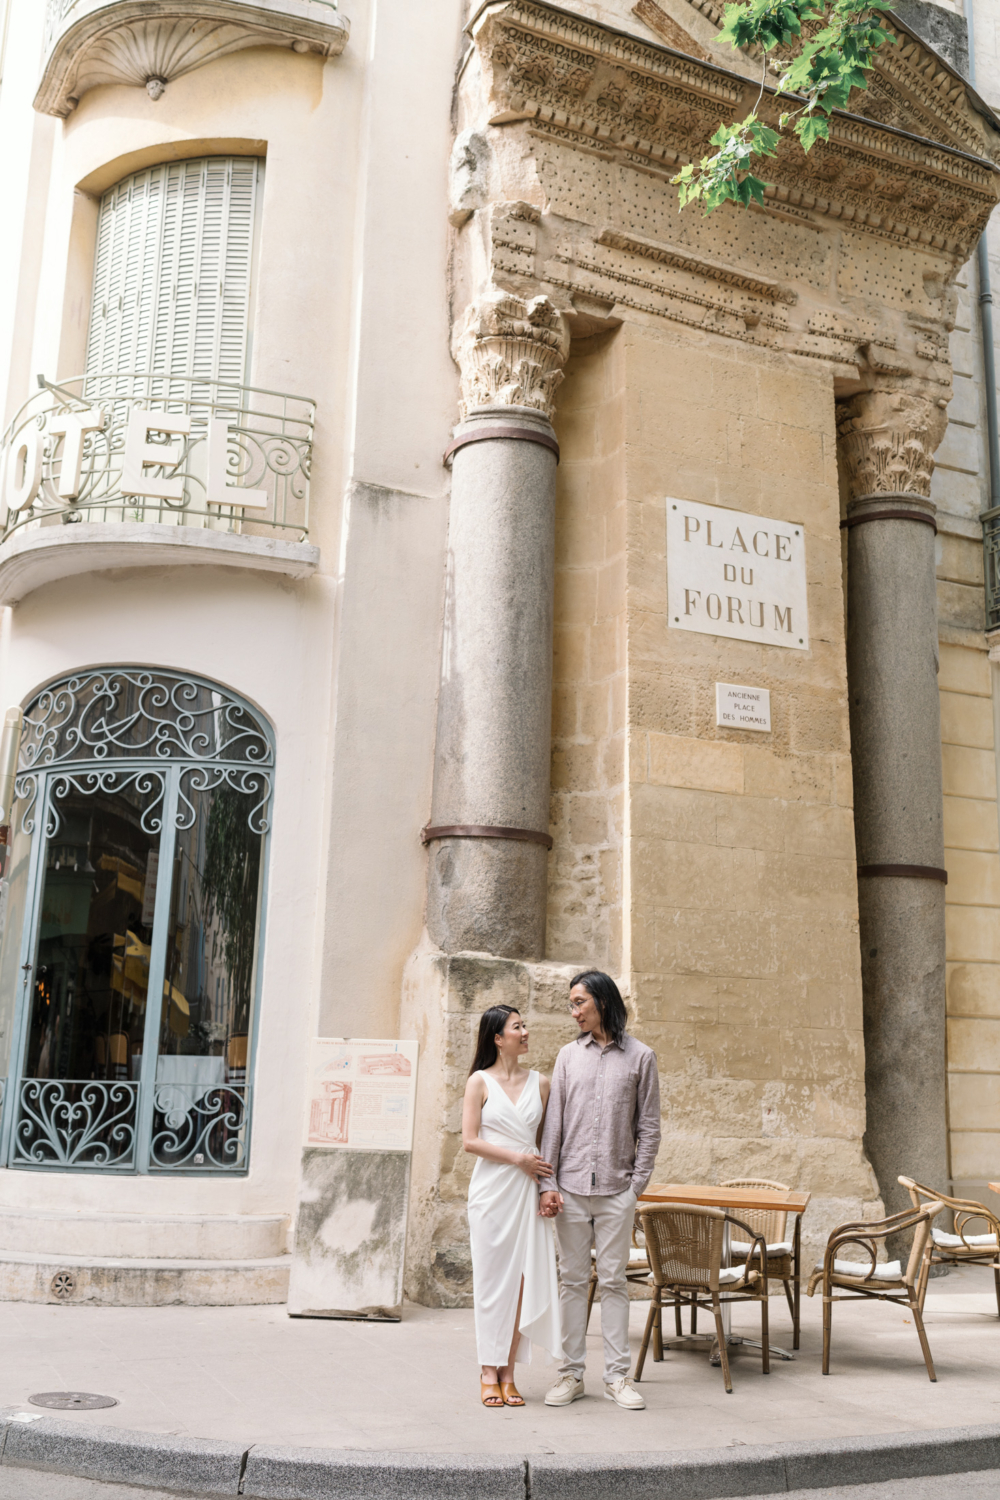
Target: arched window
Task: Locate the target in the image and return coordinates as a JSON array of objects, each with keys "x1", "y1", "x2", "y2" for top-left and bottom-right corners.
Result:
[{"x1": 0, "y1": 669, "x2": 272, "y2": 1174}]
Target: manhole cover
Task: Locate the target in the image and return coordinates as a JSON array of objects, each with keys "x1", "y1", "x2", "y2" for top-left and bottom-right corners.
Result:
[
  {"x1": 29, "y1": 1393, "x2": 118, "y2": 1411},
  {"x1": 49, "y1": 1271, "x2": 76, "y2": 1300}
]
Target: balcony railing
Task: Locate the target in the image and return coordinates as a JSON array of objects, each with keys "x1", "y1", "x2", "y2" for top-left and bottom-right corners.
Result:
[
  {"x1": 36, "y1": 0, "x2": 349, "y2": 117},
  {"x1": 0, "y1": 373, "x2": 314, "y2": 544}
]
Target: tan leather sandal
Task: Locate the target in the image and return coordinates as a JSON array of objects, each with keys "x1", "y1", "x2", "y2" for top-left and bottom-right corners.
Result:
[
  {"x1": 480, "y1": 1380, "x2": 503, "y2": 1407},
  {"x1": 501, "y1": 1382, "x2": 525, "y2": 1406}
]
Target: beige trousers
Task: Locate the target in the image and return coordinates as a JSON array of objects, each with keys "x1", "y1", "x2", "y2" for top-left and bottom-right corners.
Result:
[{"x1": 555, "y1": 1187, "x2": 636, "y2": 1383}]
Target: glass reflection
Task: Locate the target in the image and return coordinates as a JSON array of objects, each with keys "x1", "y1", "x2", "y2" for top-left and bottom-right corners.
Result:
[
  {"x1": 159, "y1": 779, "x2": 263, "y2": 1084},
  {"x1": 26, "y1": 782, "x2": 161, "y2": 1082}
]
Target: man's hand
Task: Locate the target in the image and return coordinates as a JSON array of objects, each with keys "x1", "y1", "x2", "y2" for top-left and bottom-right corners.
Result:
[{"x1": 538, "y1": 1190, "x2": 564, "y2": 1218}]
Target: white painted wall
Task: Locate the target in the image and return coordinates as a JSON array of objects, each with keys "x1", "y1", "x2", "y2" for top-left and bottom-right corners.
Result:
[{"x1": 0, "y1": 0, "x2": 464, "y2": 1239}]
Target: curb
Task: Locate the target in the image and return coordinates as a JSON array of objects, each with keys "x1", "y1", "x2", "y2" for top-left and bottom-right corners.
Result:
[{"x1": 0, "y1": 1411, "x2": 997, "y2": 1499}]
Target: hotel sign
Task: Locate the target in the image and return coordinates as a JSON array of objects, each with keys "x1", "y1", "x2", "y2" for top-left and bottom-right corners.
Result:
[{"x1": 667, "y1": 499, "x2": 809, "y2": 651}]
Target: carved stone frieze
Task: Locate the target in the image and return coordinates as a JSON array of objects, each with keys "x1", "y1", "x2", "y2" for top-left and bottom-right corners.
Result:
[
  {"x1": 677, "y1": 0, "x2": 991, "y2": 160},
  {"x1": 453, "y1": 288, "x2": 571, "y2": 421},
  {"x1": 35, "y1": 0, "x2": 349, "y2": 117},
  {"x1": 631, "y1": 0, "x2": 711, "y2": 62},
  {"x1": 836, "y1": 391, "x2": 949, "y2": 502},
  {"x1": 471, "y1": 0, "x2": 999, "y2": 259}
]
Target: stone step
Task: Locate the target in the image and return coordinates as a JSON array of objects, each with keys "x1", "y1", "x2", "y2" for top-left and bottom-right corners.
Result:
[
  {"x1": 0, "y1": 1248, "x2": 291, "y2": 1306},
  {"x1": 0, "y1": 1207, "x2": 288, "y2": 1260}
]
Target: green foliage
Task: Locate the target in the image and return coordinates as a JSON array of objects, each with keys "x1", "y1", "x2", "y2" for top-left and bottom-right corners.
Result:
[{"x1": 674, "y1": 0, "x2": 894, "y2": 212}]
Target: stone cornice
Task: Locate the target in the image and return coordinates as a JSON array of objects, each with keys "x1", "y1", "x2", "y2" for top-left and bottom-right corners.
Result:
[
  {"x1": 676, "y1": 0, "x2": 1000, "y2": 158},
  {"x1": 35, "y1": 0, "x2": 349, "y2": 117},
  {"x1": 469, "y1": 0, "x2": 999, "y2": 259},
  {"x1": 595, "y1": 228, "x2": 796, "y2": 304}
]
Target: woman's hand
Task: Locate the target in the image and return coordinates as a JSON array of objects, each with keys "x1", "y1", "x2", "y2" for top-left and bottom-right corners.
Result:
[{"x1": 515, "y1": 1152, "x2": 554, "y2": 1183}]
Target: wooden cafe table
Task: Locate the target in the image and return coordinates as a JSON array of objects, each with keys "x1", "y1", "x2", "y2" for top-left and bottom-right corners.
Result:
[{"x1": 638, "y1": 1182, "x2": 812, "y2": 1360}]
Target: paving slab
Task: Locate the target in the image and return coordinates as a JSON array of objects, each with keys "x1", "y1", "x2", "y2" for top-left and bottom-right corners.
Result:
[{"x1": 0, "y1": 1262, "x2": 994, "y2": 1456}]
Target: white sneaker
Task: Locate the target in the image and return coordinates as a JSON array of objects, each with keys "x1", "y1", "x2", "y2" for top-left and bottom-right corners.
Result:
[
  {"x1": 545, "y1": 1374, "x2": 585, "y2": 1406},
  {"x1": 604, "y1": 1376, "x2": 646, "y2": 1409}
]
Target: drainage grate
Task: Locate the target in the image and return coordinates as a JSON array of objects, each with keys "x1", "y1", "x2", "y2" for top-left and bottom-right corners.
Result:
[
  {"x1": 49, "y1": 1272, "x2": 76, "y2": 1300},
  {"x1": 29, "y1": 1393, "x2": 118, "y2": 1411}
]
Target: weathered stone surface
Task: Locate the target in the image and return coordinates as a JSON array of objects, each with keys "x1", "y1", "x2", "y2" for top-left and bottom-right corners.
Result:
[
  {"x1": 287, "y1": 1149, "x2": 411, "y2": 1320},
  {"x1": 427, "y1": 405, "x2": 563, "y2": 959}
]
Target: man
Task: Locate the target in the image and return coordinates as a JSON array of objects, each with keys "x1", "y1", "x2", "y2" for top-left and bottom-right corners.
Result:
[{"x1": 538, "y1": 970, "x2": 661, "y2": 1410}]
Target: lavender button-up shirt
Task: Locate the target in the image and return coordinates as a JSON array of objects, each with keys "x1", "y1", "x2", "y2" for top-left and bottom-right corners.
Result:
[{"x1": 539, "y1": 1031, "x2": 661, "y2": 1198}]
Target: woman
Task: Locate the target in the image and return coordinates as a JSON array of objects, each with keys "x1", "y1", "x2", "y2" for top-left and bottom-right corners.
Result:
[{"x1": 462, "y1": 1003, "x2": 562, "y2": 1407}]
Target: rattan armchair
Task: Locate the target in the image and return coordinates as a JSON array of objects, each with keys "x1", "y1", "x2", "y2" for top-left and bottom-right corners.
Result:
[
  {"x1": 806, "y1": 1202, "x2": 943, "y2": 1380},
  {"x1": 635, "y1": 1202, "x2": 769, "y2": 1394},
  {"x1": 899, "y1": 1176, "x2": 1000, "y2": 1316},
  {"x1": 585, "y1": 1216, "x2": 650, "y2": 1330},
  {"x1": 721, "y1": 1176, "x2": 800, "y2": 1348}
]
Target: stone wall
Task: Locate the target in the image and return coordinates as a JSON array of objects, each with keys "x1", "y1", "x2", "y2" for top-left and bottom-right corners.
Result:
[
  {"x1": 548, "y1": 330, "x2": 627, "y2": 970},
  {"x1": 619, "y1": 321, "x2": 882, "y2": 1246}
]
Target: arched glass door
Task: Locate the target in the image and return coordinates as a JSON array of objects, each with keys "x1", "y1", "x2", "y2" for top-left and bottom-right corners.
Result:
[{"x1": 0, "y1": 670, "x2": 272, "y2": 1174}]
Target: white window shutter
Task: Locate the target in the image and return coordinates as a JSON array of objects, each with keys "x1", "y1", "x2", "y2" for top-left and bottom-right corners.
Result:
[{"x1": 86, "y1": 157, "x2": 262, "y2": 388}]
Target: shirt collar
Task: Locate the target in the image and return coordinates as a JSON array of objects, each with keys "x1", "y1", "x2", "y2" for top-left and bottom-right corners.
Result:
[{"x1": 576, "y1": 1031, "x2": 625, "y2": 1050}]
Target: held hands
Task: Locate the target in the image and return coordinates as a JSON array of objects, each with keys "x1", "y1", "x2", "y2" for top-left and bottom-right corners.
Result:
[
  {"x1": 516, "y1": 1152, "x2": 555, "y2": 1184},
  {"x1": 538, "y1": 1190, "x2": 564, "y2": 1218}
]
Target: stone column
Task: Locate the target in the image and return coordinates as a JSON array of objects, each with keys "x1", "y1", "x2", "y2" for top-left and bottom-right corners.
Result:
[
  {"x1": 424, "y1": 290, "x2": 570, "y2": 959},
  {"x1": 838, "y1": 390, "x2": 950, "y2": 1220}
]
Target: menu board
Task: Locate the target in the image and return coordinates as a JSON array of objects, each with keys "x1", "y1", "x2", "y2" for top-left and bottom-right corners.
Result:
[{"x1": 304, "y1": 1037, "x2": 418, "y2": 1152}]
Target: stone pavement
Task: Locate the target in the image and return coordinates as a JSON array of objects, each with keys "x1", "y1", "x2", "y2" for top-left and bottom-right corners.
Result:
[{"x1": 0, "y1": 1263, "x2": 996, "y2": 1455}]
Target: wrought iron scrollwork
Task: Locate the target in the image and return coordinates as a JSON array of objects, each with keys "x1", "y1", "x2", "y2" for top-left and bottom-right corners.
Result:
[
  {"x1": 14, "y1": 773, "x2": 39, "y2": 836},
  {"x1": 983, "y1": 510, "x2": 1000, "y2": 634},
  {"x1": 0, "y1": 372, "x2": 313, "y2": 543},
  {"x1": 21, "y1": 669, "x2": 273, "y2": 772},
  {"x1": 177, "y1": 766, "x2": 272, "y2": 835},
  {"x1": 46, "y1": 769, "x2": 166, "y2": 836},
  {"x1": 12, "y1": 1080, "x2": 138, "y2": 1168},
  {"x1": 150, "y1": 1084, "x2": 249, "y2": 1170}
]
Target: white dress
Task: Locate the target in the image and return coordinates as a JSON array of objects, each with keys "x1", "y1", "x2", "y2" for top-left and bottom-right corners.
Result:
[{"x1": 467, "y1": 1069, "x2": 562, "y2": 1366}]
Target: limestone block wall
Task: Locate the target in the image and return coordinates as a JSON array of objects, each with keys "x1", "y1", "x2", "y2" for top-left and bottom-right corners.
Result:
[
  {"x1": 401, "y1": 947, "x2": 578, "y2": 1307},
  {"x1": 939, "y1": 640, "x2": 1000, "y2": 1201},
  {"x1": 931, "y1": 257, "x2": 1000, "y2": 1209},
  {"x1": 548, "y1": 330, "x2": 627, "y2": 970},
  {"x1": 618, "y1": 321, "x2": 880, "y2": 1256}
]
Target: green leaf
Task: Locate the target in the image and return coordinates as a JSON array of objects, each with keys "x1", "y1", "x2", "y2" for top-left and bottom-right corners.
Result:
[{"x1": 796, "y1": 113, "x2": 831, "y2": 151}]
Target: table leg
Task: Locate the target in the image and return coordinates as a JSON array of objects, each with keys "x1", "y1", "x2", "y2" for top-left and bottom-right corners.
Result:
[
  {"x1": 712, "y1": 1212, "x2": 795, "y2": 1364},
  {"x1": 793, "y1": 1213, "x2": 801, "y2": 1351}
]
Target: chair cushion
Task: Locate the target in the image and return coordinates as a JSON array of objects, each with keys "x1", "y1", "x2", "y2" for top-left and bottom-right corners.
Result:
[
  {"x1": 648, "y1": 1265, "x2": 747, "y2": 1287},
  {"x1": 592, "y1": 1247, "x2": 649, "y2": 1264},
  {"x1": 932, "y1": 1228, "x2": 999, "y2": 1250},
  {"x1": 731, "y1": 1239, "x2": 792, "y2": 1256},
  {"x1": 828, "y1": 1258, "x2": 902, "y2": 1281}
]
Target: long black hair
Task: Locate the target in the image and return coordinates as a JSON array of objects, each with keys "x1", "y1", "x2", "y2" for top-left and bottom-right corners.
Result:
[
  {"x1": 469, "y1": 1004, "x2": 520, "y2": 1076},
  {"x1": 570, "y1": 970, "x2": 628, "y2": 1047}
]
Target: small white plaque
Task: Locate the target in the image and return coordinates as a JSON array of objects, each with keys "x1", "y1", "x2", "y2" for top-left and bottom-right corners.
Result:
[
  {"x1": 716, "y1": 682, "x2": 771, "y2": 732},
  {"x1": 667, "y1": 499, "x2": 809, "y2": 650}
]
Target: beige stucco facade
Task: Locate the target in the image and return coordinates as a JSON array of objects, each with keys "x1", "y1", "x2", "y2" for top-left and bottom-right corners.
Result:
[{"x1": 0, "y1": 0, "x2": 997, "y2": 1305}]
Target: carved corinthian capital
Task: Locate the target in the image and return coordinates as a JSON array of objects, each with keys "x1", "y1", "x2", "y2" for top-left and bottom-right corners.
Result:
[
  {"x1": 836, "y1": 390, "x2": 948, "y2": 502},
  {"x1": 454, "y1": 289, "x2": 571, "y2": 422}
]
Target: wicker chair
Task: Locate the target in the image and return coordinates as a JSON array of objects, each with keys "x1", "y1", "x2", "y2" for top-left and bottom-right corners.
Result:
[
  {"x1": 899, "y1": 1175, "x2": 1000, "y2": 1316},
  {"x1": 635, "y1": 1202, "x2": 769, "y2": 1394},
  {"x1": 721, "y1": 1176, "x2": 800, "y2": 1348},
  {"x1": 806, "y1": 1202, "x2": 943, "y2": 1380},
  {"x1": 585, "y1": 1216, "x2": 650, "y2": 1331}
]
